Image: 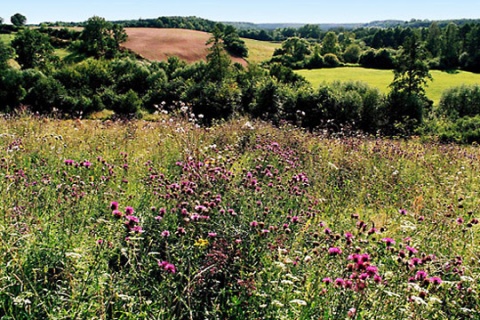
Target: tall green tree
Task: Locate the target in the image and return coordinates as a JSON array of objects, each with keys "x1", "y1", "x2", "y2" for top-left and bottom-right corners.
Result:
[
  {"x1": 321, "y1": 31, "x2": 339, "y2": 55},
  {"x1": 11, "y1": 13, "x2": 27, "y2": 27},
  {"x1": 79, "y1": 16, "x2": 127, "y2": 58},
  {"x1": 11, "y1": 28, "x2": 57, "y2": 69},
  {"x1": 426, "y1": 22, "x2": 442, "y2": 57},
  {"x1": 387, "y1": 32, "x2": 432, "y2": 131},
  {"x1": 441, "y1": 23, "x2": 460, "y2": 69}
]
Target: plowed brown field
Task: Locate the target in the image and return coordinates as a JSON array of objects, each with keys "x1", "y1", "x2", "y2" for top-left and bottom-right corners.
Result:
[{"x1": 122, "y1": 28, "x2": 247, "y2": 65}]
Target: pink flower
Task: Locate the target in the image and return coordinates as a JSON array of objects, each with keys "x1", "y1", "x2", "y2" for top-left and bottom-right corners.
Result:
[
  {"x1": 322, "y1": 277, "x2": 332, "y2": 284},
  {"x1": 406, "y1": 245, "x2": 418, "y2": 255},
  {"x1": 250, "y1": 221, "x2": 259, "y2": 227},
  {"x1": 125, "y1": 206, "x2": 134, "y2": 215},
  {"x1": 399, "y1": 209, "x2": 407, "y2": 215},
  {"x1": 110, "y1": 201, "x2": 119, "y2": 210},
  {"x1": 429, "y1": 277, "x2": 442, "y2": 285},
  {"x1": 381, "y1": 237, "x2": 396, "y2": 246},
  {"x1": 158, "y1": 260, "x2": 176, "y2": 274},
  {"x1": 415, "y1": 270, "x2": 428, "y2": 281},
  {"x1": 161, "y1": 230, "x2": 170, "y2": 237},
  {"x1": 208, "y1": 232, "x2": 217, "y2": 238},
  {"x1": 335, "y1": 278, "x2": 345, "y2": 287},
  {"x1": 112, "y1": 210, "x2": 123, "y2": 218},
  {"x1": 328, "y1": 247, "x2": 342, "y2": 256}
]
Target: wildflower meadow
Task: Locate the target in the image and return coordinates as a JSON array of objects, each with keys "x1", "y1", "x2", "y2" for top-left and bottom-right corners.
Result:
[{"x1": 0, "y1": 114, "x2": 479, "y2": 319}]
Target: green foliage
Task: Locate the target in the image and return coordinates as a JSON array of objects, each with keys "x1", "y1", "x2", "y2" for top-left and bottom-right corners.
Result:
[
  {"x1": 437, "y1": 84, "x2": 480, "y2": 119},
  {"x1": 359, "y1": 48, "x2": 396, "y2": 69},
  {"x1": 10, "y1": 13, "x2": 26, "y2": 27},
  {"x1": 387, "y1": 33, "x2": 432, "y2": 132},
  {"x1": 321, "y1": 31, "x2": 340, "y2": 55},
  {"x1": 79, "y1": 16, "x2": 127, "y2": 59},
  {"x1": 11, "y1": 29, "x2": 57, "y2": 70},
  {"x1": 323, "y1": 53, "x2": 342, "y2": 68},
  {"x1": 0, "y1": 68, "x2": 25, "y2": 111},
  {"x1": 0, "y1": 40, "x2": 13, "y2": 69},
  {"x1": 111, "y1": 89, "x2": 142, "y2": 117},
  {"x1": 343, "y1": 44, "x2": 361, "y2": 63}
]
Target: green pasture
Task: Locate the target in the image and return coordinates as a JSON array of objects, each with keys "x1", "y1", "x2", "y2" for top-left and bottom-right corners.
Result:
[
  {"x1": 243, "y1": 38, "x2": 280, "y2": 63},
  {"x1": 297, "y1": 67, "x2": 480, "y2": 105},
  {"x1": 0, "y1": 33, "x2": 15, "y2": 44}
]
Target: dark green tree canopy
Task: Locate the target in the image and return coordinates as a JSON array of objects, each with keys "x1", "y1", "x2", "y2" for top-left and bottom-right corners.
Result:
[
  {"x1": 79, "y1": 16, "x2": 127, "y2": 58},
  {"x1": 11, "y1": 13, "x2": 27, "y2": 27},
  {"x1": 11, "y1": 28, "x2": 57, "y2": 69}
]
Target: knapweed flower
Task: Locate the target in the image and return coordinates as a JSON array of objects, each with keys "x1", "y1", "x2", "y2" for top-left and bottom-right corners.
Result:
[
  {"x1": 415, "y1": 270, "x2": 428, "y2": 281},
  {"x1": 81, "y1": 161, "x2": 92, "y2": 168},
  {"x1": 322, "y1": 277, "x2": 332, "y2": 285},
  {"x1": 250, "y1": 221, "x2": 259, "y2": 227},
  {"x1": 382, "y1": 237, "x2": 396, "y2": 246},
  {"x1": 406, "y1": 245, "x2": 418, "y2": 255},
  {"x1": 207, "y1": 232, "x2": 217, "y2": 238},
  {"x1": 399, "y1": 208, "x2": 407, "y2": 215},
  {"x1": 110, "y1": 201, "x2": 119, "y2": 210},
  {"x1": 158, "y1": 260, "x2": 176, "y2": 274},
  {"x1": 112, "y1": 210, "x2": 123, "y2": 218},
  {"x1": 429, "y1": 277, "x2": 442, "y2": 285},
  {"x1": 335, "y1": 278, "x2": 345, "y2": 287},
  {"x1": 328, "y1": 247, "x2": 342, "y2": 256},
  {"x1": 125, "y1": 206, "x2": 134, "y2": 215},
  {"x1": 161, "y1": 230, "x2": 170, "y2": 237},
  {"x1": 64, "y1": 159, "x2": 74, "y2": 166}
]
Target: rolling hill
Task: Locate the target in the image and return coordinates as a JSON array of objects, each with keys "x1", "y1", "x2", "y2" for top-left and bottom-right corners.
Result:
[{"x1": 122, "y1": 28, "x2": 249, "y2": 65}]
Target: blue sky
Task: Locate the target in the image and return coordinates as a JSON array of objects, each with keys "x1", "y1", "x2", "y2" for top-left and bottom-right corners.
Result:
[{"x1": 3, "y1": 0, "x2": 480, "y2": 24}]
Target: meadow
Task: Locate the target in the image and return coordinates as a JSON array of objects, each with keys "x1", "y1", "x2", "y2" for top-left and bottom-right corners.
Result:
[
  {"x1": 0, "y1": 113, "x2": 478, "y2": 319},
  {"x1": 297, "y1": 67, "x2": 480, "y2": 105}
]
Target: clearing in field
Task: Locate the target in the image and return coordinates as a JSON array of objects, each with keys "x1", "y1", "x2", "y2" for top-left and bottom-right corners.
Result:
[
  {"x1": 297, "y1": 67, "x2": 480, "y2": 105},
  {"x1": 122, "y1": 28, "x2": 248, "y2": 65}
]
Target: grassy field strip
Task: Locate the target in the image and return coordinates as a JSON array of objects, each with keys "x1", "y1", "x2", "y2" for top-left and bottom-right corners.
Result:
[
  {"x1": 242, "y1": 38, "x2": 280, "y2": 63},
  {"x1": 297, "y1": 67, "x2": 480, "y2": 105}
]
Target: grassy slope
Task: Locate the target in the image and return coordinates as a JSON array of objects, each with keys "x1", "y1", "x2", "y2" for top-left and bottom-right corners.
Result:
[
  {"x1": 0, "y1": 117, "x2": 479, "y2": 319},
  {"x1": 242, "y1": 38, "x2": 280, "y2": 64},
  {"x1": 297, "y1": 67, "x2": 480, "y2": 105},
  {"x1": 0, "y1": 33, "x2": 15, "y2": 44}
]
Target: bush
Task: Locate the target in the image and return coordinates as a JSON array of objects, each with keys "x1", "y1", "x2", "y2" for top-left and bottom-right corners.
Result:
[
  {"x1": 359, "y1": 48, "x2": 396, "y2": 69},
  {"x1": 323, "y1": 53, "x2": 342, "y2": 68},
  {"x1": 437, "y1": 85, "x2": 480, "y2": 119}
]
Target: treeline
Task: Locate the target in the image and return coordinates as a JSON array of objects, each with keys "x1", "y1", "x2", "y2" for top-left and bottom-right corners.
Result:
[{"x1": 265, "y1": 22, "x2": 480, "y2": 73}]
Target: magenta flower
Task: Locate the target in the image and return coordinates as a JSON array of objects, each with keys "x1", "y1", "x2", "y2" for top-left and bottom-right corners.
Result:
[
  {"x1": 399, "y1": 208, "x2": 407, "y2": 215},
  {"x1": 381, "y1": 237, "x2": 396, "y2": 246},
  {"x1": 415, "y1": 270, "x2": 428, "y2": 281},
  {"x1": 82, "y1": 161, "x2": 92, "y2": 168},
  {"x1": 328, "y1": 247, "x2": 342, "y2": 256},
  {"x1": 335, "y1": 278, "x2": 345, "y2": 287},
  {"x1": 373, "y1": 274, "x2": 382, "y2": 284},
  {"x1": 366, "y1": 265, "x2": 378, "y2": 276},
  {"x1": 110, "y1": 201, "x2": 119, "y2": 210},
  {"x1": 250, "y1": 221, "x2": 259, "y2": 227},
  {"x1": 406, "y1": 245, "x2": 418, "y2": 255},
  {"x1": 112, "y1": 210, "x2": 123, "y2": 218},
  {"x1": 125, "y1": 215, "x2": 139, "y2": 223},
  {"x1": 125, "y1": 206, "x2": 134, "y2": 215},
  {"x1": 161, "y1": 230, "x2": 170, "y2": 237},
  {"x1": 64, "y1": 159, "x2": 74, "y2": 166},
  {"x1": 158, "y1": 260, "x2": 176, "y2": 274},
  {"x1": 429, "y1": 277, "x2": 442, "y2": 285},
  {"x1": 456, "y1": 217, "x2": 464, "y2": 224},
  {"x1": 131, "y1": 225, "x2": 144, "y2": 233},
  {"x1": 322, "y1": 277, "x2": 332, "y2": 284},
  {"x1": 208, "y1": 232, "x2": 217, "y2": 238}
]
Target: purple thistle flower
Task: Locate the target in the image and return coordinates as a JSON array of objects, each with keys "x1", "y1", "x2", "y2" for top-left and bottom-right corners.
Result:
[
  {"x1": 399, "y1": 208, "x2": 407, "y2": 215},
  {"x1": 328, "y1": 247, "x2": 342, "y2": 256},
  {"x1": 406, "y1": 245, "x2": 418, "y2": 255},
  {"x1": 112, "y1": 210, "x2": 123, "y2": 218},
  {"x1": 110, "y1": 201, "x2": 119, "y2": 210},
  {"x1": 250, "y1": 221, "x2": 259, "y2": 227},
  {"x1": 161, "y1": 230, "x2": 170, "y2": 237},
  {"x1": 415, "y1": 270, "x2": 428, "y2": 281},
  {"x1": 322, "y1": 277, "x2": 332, "y2": 284},
  {"x1": 381, "y1": 237, "x2": 396, "y2": 246},
  {"x1": 366, "y1": 265, "x2": 378, "y2": 276},
  {"x1": 158, "y1": 260, "x2": 176, "y2": 274},
  {"x1": 125, "y1": 206, "x2": 134, "y2": 215},
  {"x1": 373, "y1": 274, "x2": 382, "y2": 284},
  {"x1": 429, "y1": 277, "x2": 442, "y2": 285},
  {"x1": 334, "y1": 278, "x2": 345, "y2": 287}
]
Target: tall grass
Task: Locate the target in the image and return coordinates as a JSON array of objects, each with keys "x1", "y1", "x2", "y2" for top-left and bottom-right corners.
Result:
[{"x1": 0, "y1": 114, "x2": 478, "y2": 319}]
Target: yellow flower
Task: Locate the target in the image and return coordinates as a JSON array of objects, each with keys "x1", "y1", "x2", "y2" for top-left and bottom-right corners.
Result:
[{"x1": 194, "y1": 238, "x2": 209, "y2": 248}]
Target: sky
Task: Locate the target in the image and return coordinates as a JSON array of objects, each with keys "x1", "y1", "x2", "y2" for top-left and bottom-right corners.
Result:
[{"x1": 2, "y1": 0, "x2": 480, "y2": 25}]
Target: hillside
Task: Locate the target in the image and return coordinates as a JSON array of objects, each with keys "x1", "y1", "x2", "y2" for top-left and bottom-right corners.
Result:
[{"x1": 122, "y1": 28, "x2": 248, "y2": 65}]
